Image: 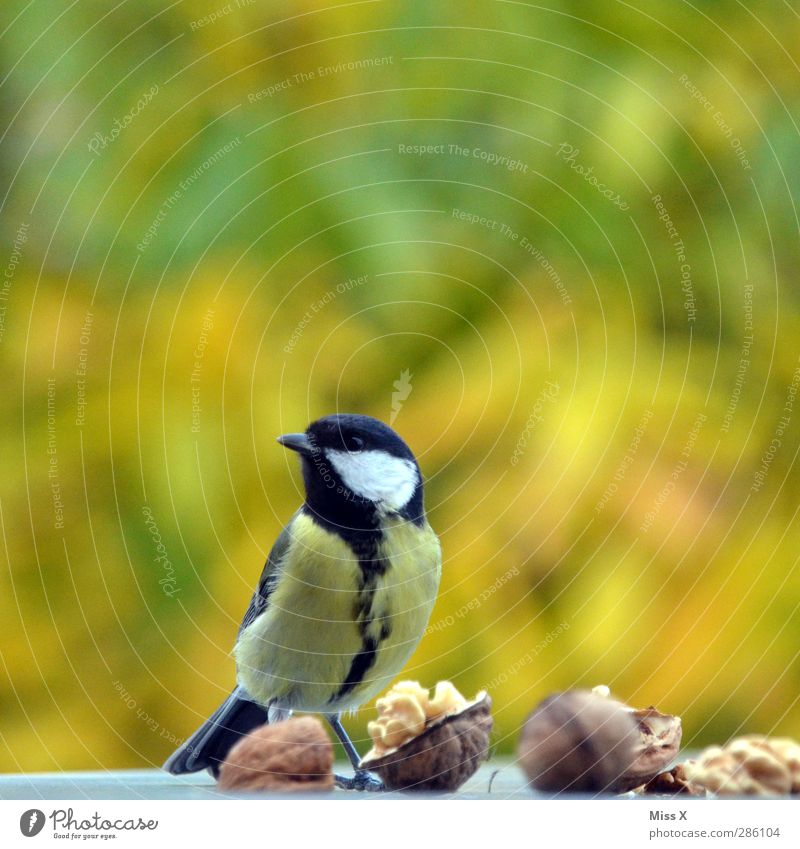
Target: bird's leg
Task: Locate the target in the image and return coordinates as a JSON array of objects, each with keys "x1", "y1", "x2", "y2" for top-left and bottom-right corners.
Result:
[
  {"x1": 327, "y1": 713, "x2": 362, "y2": 769},
  {"x1": 325, "y1": 713, "x2": 384, "y2": 792}
]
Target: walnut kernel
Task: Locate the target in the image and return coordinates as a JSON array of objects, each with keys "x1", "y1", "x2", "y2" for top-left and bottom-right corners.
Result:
[
  {"x1": 683, "y1": 736, "x2": 800, "y2": 797},
  {"x1": 367, "y1": 679, "x2": 470, "y2": 758}
]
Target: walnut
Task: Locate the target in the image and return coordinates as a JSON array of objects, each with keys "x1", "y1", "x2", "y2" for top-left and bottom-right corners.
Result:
[
  {"x1": 519, "y1": 688, "x2": 683, "y2": 794},
  {"x1": 683, "y1": 736, "x2": 800, "y2": 797},
  {"x1": 360, "y1": 681, "x2": 492, "y2": 792},
  {"x1": 518, "y1": 690, "x2": 640, "y2": 793},
  {"x1": 218, "y1": 717, "x2": 334, "y2": 793},
  {"x1": 589, "y1": 685, "x2": 682, "y2": 792},
  {"x1": 617, "y1": 706, "x2": 683, "y2": 792},
  {"x1": 641, "y1": 764, "x2": 704, "y2": 796}
]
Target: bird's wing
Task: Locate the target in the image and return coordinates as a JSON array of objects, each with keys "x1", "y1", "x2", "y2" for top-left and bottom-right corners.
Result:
[{"x1": 237, "y1": 510, "x2": 298, "y2": 637}]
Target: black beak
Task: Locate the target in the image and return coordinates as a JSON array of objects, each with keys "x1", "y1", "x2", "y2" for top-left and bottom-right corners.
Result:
[{"x1": 277, "y1": 432, "x2": 314, "y2": 455}]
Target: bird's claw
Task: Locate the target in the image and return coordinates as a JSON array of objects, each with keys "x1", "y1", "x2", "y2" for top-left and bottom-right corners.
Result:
[{"x1": 334, "y1": 770, "x2": 384, "y2": 792}]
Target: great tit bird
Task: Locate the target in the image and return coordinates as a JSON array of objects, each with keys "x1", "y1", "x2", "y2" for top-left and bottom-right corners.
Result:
[{"x1": 164, "y1": 413, "x2": 441, "y2": 790}]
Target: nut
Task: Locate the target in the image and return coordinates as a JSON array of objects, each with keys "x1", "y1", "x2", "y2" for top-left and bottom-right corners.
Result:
[
  {"x1": 361, "y1": 681, "x2": 492, "y2": 792},
  {"x1": 589, "y1": 685, "x2": 682, "y2": 792},
  {"x1": 518, "y1": 690, "x2": 639, "y2": 794},
  {"x1": 640, "y1": 764, "x2": 704, "y2": 796},
  {"x1": 617, "y1": 706, "x2": 683, "y2": 792},
  {"x1": 682, "y1": 736, "x2": 800, "y2": 797},
  {"x1": 218, "y1": 716, "x2": 334, "y2": 793}
]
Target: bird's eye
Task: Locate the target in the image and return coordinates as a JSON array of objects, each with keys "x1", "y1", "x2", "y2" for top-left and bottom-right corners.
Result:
[{"x1": 345, "y1": 435, "x2": 364, "y2": 452}]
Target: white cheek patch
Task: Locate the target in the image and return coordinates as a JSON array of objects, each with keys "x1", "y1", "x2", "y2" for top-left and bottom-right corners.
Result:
[{"x1": 326, "y1": 449, "x2": 419, "y2": 509}]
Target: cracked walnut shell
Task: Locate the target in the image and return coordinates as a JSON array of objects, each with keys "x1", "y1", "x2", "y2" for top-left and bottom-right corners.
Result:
[
  {"x1": 590, "y1": 685, "x2": 683, "y2": 793},
  {"x1": 617, "y1": 706, "x2": 683, "y2": 792},
  {"x1": 361, "y1": 681, "x2": 492, "y2": 791}
]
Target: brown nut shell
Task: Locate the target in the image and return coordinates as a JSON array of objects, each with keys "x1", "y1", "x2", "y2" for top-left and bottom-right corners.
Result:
[
  {"x1": 218, "y1": 716, "x2": 334, "y2": 793},
  {"x1": 518, "y1": 690, "x2": 639, "y2": 794},
  {"x1": 616, "y1": 707, "x2": 683, "y2": 792},
  {"x1": 360, "y1": 694, "x2": 493, "y2": 791}
]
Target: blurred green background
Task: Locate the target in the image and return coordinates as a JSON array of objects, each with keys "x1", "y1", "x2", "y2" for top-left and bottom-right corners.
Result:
[{"x1": 2, "y1": 0, "x2": 800, "y2": 773}]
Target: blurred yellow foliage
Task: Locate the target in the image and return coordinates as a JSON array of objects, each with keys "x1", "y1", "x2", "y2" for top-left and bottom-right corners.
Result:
[{"x1": 1, "y1": 1, "x2": 799, "y2": 771}]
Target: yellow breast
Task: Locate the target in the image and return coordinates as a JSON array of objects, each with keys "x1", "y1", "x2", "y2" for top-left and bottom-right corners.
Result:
[{"x1": 235, "y1": 512, "x2": 441, "y2": 713}]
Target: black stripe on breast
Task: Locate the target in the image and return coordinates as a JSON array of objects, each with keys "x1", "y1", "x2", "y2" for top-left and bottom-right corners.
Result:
[{"x1": 328, "y1": 548, "x2": 393, "y2": 705}]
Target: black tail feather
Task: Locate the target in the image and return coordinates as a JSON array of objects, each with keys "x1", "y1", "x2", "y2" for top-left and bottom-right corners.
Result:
[{"x1": 163, "y1": 689, "x2": 268, "y2": 777}]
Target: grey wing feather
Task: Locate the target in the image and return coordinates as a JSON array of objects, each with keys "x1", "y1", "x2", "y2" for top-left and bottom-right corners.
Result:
[
  {"x1": 237, "y1": 512, "x2": 297, "y2": 637},
  {"x1": 163, "y1": 514, "x2": 299, "y2": 776},
  {"x1": 163, "y1": 685, "x2": 267, "y2": 776}
]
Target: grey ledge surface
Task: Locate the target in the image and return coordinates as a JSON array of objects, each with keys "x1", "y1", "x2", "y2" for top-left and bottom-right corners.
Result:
[{"x1": 0, "y1": 761, "x2": 533, "y2": 800}]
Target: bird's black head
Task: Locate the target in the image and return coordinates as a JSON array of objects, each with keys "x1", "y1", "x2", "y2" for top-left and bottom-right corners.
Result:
[{"x1": 277, "y1": 413, "x2": 424, "y2": 533}]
